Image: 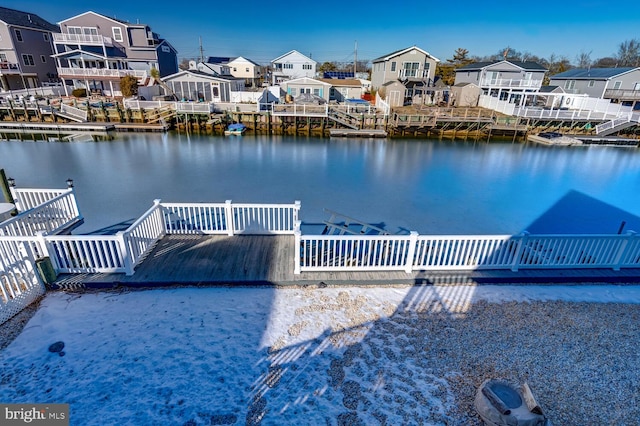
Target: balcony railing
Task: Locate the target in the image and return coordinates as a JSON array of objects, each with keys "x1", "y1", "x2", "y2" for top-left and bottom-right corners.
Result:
[
  {"x1": 0, "y1": 62, "x2": 20, "y2": 73},
  {"x1": 398, "y1": 69, "x2": 430, "y2": 79},
  {"x1": 53, "y1": 33, "x2": 113, "y2": 46},
  {"x1": 604, "y1": 89, "x2": 640, "y2": 101},
  {"x1": 479, "y1": 78, "x2": 543, "y2": 88},
  {"x1": 57, "y1": 67, "x2": 148, "y2": 79}
]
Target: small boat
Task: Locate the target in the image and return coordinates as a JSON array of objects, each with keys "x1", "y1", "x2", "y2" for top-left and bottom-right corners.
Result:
[
  {"x1": 224, "y1": 123, "x2": 247, "y2": 135},
  {"x1": 475, "y1": 379, "x2": 551, "y2": 426}
]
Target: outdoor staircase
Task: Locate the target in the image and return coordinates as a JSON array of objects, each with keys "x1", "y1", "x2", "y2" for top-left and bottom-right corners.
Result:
[
  {"x1": 328, "y1": 107, "x2": 360, "y2": 130},
  {"x1": 145, "y1": 105, "x2": 176, "y2": 124},
  {"x1": 53, "y1": 104, "x2": 87, "y2": 122},
  {"x1": 595, "y1": 116, "x2": 637, "y2": 136}
]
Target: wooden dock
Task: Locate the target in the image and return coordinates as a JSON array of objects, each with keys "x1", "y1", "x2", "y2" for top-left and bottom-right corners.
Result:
[
  {"x1": 52, "y1": 234, "x2": 640, "y2": 290},
  {"x1": 329, "y1": 129, "x2": 388, "y2": 138},
  {"x1": 0, "y1": 121, "x2": 115, "y2": 132}
]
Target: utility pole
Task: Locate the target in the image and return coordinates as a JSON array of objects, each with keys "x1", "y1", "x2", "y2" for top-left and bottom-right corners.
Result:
[
  {"x1": 199, "y1": 36, "x2": 205, "y2": 63},
  {"x1": 354, "y1": 40, "x2": 357, "y2": 76}
]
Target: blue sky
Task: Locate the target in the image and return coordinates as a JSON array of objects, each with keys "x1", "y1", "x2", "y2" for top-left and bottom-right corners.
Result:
[{"x1": 6, "y1": 0, "x2": 639, "y2": 65}]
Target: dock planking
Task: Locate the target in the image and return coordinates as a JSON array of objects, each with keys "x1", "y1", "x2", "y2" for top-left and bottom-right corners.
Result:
[{"x1": 53, "y1": 234, "x2": 640, "y2": 289}]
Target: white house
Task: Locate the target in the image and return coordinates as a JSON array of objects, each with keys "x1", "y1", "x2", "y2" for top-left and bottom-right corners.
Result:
[{"x1": 271, "y1": 50, "x2": 316, "y2": 84}]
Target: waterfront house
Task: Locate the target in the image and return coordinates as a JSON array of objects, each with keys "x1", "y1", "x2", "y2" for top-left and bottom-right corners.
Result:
[
  {"x1": 279, "y1": 77, "x2": 331, "y2": 102},
  {"x1": 370, "y1": 46, "x2": 439, "y2": 90},
  {"x1": 317, "y1": 78, "x2": 363, "y2": 102},
  {"x1": 271, "y1": 50, "x2": 317, "y2": 84},
  {"x1": 52, "y1": 11, "x2": 178, "y2": 97},
  {"x1": 549, "y1": 67, "x2": 640, "y2": 109},
  {"x1": 0, "y1": 6, "x2": 59, "y2": 91},
  {"x1": 454, "y1": 60, "x2": 547, "y2": 103},
  {"x1": 162, "y1": 69, "x2": 243, "y2": 102},
  {"x1": 227, "y1": 56, "x2": 264, "y2": 88}
]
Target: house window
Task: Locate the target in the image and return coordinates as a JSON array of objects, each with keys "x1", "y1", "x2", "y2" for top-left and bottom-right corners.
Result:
[
  {"x1": 289, "y1": 88, "x2": 297, "y2": 96},
  {"x1": 83, "y1": 27, "x2": 98, "y2": 36},
  {"x1": 423, "y1": 62, "x2": 430, "y2": 77},
  {"x1": 402, "y1": 62, "x2": 420, "y2": 78},
  {"x1": 112, "y1": 27, "x2": 123, "y2": 42},
  {"x1": 40, "y1": 55, "x2": 46, "y2": 63},
  {"x1": 246, "y1": 68, "x2": 249, "y2": 72},
  {"x1": 161, "y1": 45, "x2": 170, "y2": 53},
  {"x1": 68, "y1": 26, "x2": 82, "y2": 35},
  {"x1": 302, "y1": 64, "x2": 312, "y2": 70},
  {"x1": 588, "y1": 80, "x2": 595, "y2": 87},
  {"x1": 43, "y1": 33, "x2": 50, "y2": 42},
  {"x1": 283, "y1": 63, "x2": 293, "y2": 69},
  {"x1": 15, "y1": 29, "x2": 23, "y2": 42},
  {"x1": 22, "y1": 54, "x2": 35, "y2": 66},
  {"x1": 613, "y1": 81, "x2": 622, "y2": 90},
  {"x1": 0, "y1": 53, "x2": 7, "y2": 62},
  {"x1": 233, "y1": 67, "x2": 237, "y2": 72},
  {"x1": 391, "y1": 62, "x2": 396, "y2": 72},
  {"x1": 564, "y1": 80, "x2": 576, "y2": 90},
  {"x1": 313, "y1": 88, "x2": 320, "y2": 96}
]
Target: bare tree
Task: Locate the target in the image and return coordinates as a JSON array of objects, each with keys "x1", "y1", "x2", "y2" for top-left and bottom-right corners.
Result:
[
  {"x1": 617, "y1": 39, "x2": 640, "y2": 67},
  {"x1": 576, "y1": 51, "x2": 593, "y2": 68}
]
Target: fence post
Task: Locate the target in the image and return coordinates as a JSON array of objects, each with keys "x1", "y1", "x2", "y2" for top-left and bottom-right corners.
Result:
[
  {"x1": 405, "y1": 231, "x2": 419, "y2": 273},
  {"x1": 294, "y1": 225, "x2": 301, "y2": 275},
  {"x1": 116, "y1": 231, "x2": 135, "y2": 276},
  {"x1": 613, "y1": 231, "x2": 637, "y2": 271},
  {"x1": 293, "y1": 200, "x2": 301, "y2": 228},
  {"x1": 225, "y1": 200, "x2": 235, "y2": 236},
  {"x1": 34, "y1": 230, "x2": 51, "y2": 261},
  {"x1": 511, "y1": 231, "x2": 529, "y2": 272},
  {"x1": 153, "y1": 199, "x2": 166, "y2": 237}
]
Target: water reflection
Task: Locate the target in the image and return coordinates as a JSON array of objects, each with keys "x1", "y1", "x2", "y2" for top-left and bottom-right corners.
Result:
[{"x1": 1, "y1": 134, "x2": 640, "y2": 235}]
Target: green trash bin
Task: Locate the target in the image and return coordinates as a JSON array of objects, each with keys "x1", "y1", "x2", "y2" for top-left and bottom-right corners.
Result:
[{"x1": 35, "y1": 257, "x2": 57, "y2": 286}]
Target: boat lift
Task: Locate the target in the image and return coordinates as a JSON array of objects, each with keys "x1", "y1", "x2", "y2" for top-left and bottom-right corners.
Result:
[{"x1": 321, "y1": 208, "x2": 391, "y2": 235}]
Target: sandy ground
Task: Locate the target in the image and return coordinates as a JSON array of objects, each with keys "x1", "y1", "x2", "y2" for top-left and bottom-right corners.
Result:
[{"x1": 1, "y1": 285, "x2": 640, "y2": 425}]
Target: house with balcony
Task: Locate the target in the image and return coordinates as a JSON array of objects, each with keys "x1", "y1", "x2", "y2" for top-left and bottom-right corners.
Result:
[
  {"x1": 454, "y1": 60, "x2": 547, "y2": 103},
  {"x1": 548, "y1": 67, "x2": 640, "y2": 109},
  {"x1": 370, "y1": 46, "x2": 439, "y2": 90},
  {"x1": 0, "y1": 6, "x2": 59, "y2": 91},
  {"x1": 271, "y1": 50, "x2": 316, "y2": 84},
  {"x1": 52, "y1": 11, "x2": 178, "y2": 97}
]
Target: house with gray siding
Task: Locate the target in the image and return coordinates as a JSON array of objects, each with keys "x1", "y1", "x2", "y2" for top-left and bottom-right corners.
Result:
[
  {"x1": 549, "y1": 67, "x2": 640, "y2": 108},
  {"x1": 162, "y1": 69, "x2": 243, "y2": 102},
  {"x1": 454, "y1": 60, "x2": 547, "y2": 100},
  {"x1": 317, "y1": 78, "x2": 363, "y2": 102},
  {"x1": 279, "y1": 77, "x2": 331, "y2": 102},
  {"x1": 370, "y1": 46, "x2": 439, "y2": 90},
  {"x1": 52, "y1": 11, "x2": 178, "y2": 96},
  {"x1": 0, "y1": 6, "x2": 59, "y2": 91}
]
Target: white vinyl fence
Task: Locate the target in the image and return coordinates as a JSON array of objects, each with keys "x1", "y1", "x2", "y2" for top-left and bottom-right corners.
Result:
[
  {"x1": 295, "y1": 231, "x2": 640, "y2": 274},
  {"x1": 0, "y1": 237, "x2": 44, "y2": 325}
]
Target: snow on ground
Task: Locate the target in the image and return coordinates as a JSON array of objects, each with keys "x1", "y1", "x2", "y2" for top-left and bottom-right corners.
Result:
[{"x1": 2, "y1": 284, "x2": 640, "y2": 425}]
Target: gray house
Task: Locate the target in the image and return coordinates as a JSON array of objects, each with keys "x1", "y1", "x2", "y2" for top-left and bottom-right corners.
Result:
[
  {"x1": 52, "y1": 11, "x2": 178, "y2": 96},
  {"x1": 162, "y1": 69, "x2": 243, "y2": 102},
  {"x1": 280, "y1": 77, "x2": 332, "y2": 102},
  {"x1": 549, "y1": 67, "x2": 640, "y2": 108},
  {"x1": 371, "y1": 46, "x2": 439, "y2": 90},
  {"x1": 454, "y1": 60, "x2": 547, "y2": 99},
  {"x1": 0, "y1": 6, "x2": 59, "y2": 91}
]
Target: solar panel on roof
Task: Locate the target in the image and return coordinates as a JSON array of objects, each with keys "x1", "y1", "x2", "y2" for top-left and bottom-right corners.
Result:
[{"x1": 323, "y1": 71, "x2": 355, "y2": 79}]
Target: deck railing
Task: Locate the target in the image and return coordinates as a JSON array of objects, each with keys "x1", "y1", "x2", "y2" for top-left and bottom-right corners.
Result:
[
  {"x1": 295, "y1": 231, "x2": 640, "y2": 274},
  {"x1": 10, "y1": 188, "x2": 68, "y2": 212},
  {"x1": 46, "y1": 234, "x2": 127, "y2": 274},
  {"x1": 0, "y1": 189, "x2": 81, "y2": 237},
  {"x1": 0, "y1": 237, "x2": 44, "y2": 325}
]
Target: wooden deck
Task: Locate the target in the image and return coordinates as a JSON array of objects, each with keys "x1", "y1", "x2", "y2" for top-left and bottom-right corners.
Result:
[{"x1": 51, "y1": 234, "x2": 640, "y2": 289}]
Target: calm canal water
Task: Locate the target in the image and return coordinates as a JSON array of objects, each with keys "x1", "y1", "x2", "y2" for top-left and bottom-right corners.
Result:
[{"x1": 2, "y1": 133, "x2": 640, "y2": 235}]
